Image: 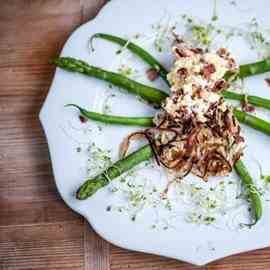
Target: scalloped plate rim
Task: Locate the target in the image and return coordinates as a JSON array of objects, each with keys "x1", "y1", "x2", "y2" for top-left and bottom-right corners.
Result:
[{"x1": 39, "y1": 0, "x2": 270, "y2": 266}]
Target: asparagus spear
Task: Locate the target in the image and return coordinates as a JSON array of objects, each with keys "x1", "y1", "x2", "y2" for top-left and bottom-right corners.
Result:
[
  {"x1": 239, "y1": 59, "x2": 270, "y2": 78},
  {"x1": 77, "y1": 145, "x2": 153, "y2": 199},
  {"x1": 224, "y1": 59, "x2": 270, "y2": 81},
  {"x1": 53, "y1": 57, "x2": 167, "y2": 105},
  {"x1": 234, "y1": 109, "x2": 270, "y2": 135},
  {"x1": 234, "y1": 160, "x2": 262, "y2": 224},
  {"x1": 222, "y1": 91, "x2": 270, "y2": 110}
]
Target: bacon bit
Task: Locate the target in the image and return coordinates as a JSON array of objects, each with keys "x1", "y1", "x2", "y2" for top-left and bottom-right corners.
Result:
[
  {"x1": 177, "y1": 109, "x2": 192, "y2": 122},
  {"x1": 234, "y1": 135, "x2": 245, "y2": 144},
  {"x1": 171, "y1": 30, "x2": 184, "y2": 44},
  {"x1": 241, "y1": 101, "x2": 255, "y2": 113},
  {"x1": 224, "y1": 110, "x2": 234, "y2": 132},
  {"x1": 177, "y1": 67, "x2": 188, "y2": 80},
  {"x1": 190, "y1": 48, "x2": 203, "y2": 54},
  {"x1": 227, "y1": 58, "x2": 237, "y2": 70},
  {"x1": 174, "y1": 47, "x2": 187, "y2": 58},
  {"x1": 217, "y1": 48, "x2": 238, "y2": 71},
  {"x1": 192, "y1": 115, "x2": 203, "y2": 128},
  {"x1": 178, "y1": 105, "x2": 191, "y2": 121},
  {"x1": 171, "y1": 95, "x2": 179, "y2": 104},
  {"x1": 146, "y1": 68, "x2": 159, "y2": 81},
  {"x1": 212, "y1": 79, "x2": 228, "y2": 92},
  {"x1": 217, "y1": 48, "x2": 229, "y2": 58},
  {"x1": 192, "y1": 87, "x2": 204, "y2": 98},
  {"x1": 265, "y1": 78, "x2": 270, "y2": 87},
  {"x1": 233, "y1": 151, "x2": 243, "y2": 163},
  {"x1": 242, "y1": 104, "x2": 255, "y2": 112},
  {"x1": 79, "y1": 115, "x2": 87, "y2": 123},
  {"x1": 198, "y1": 90, "x2": 204, "y2": 99},
  {"x1": 202, "y1": 64, "x2": 216, "y2": 79},
  {"x1": 187, "y1": 128, "x2": 198, "y2": 147},
  {"x1": 208, "y1": 101, "x2": 218, "y2": 111}
]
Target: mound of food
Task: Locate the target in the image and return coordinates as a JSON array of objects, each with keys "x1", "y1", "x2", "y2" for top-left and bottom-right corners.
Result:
[{"x1": 146, "y1": 44, "x2": 245, "y2": 180}]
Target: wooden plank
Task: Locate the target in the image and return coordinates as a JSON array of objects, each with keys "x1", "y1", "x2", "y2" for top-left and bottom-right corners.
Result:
[
  {"x1": 0, "y1": 221, "x2": 84, "y2": 270},
  {"x1": 81, "y1": 0, "x2": 108, "y2": 23},
  {"x1": 0, "y1": 198, "x2": 82, "y2": 226},
  {"x1": 84, "y1": 221, "x2": 110, "y2": 270},
  {"x1": 110, "y1": 245, "x2": 270, "y2": 270},
  {"x1": 207, "y1": 249, "x2": 270, "y2": 270},
  {"x1": 0, "y1": 1, "x2": 87, "y2": 269},
  {"x1": 110, "y1": 245, "x2": 205, "y2": 270},
  {"x1": 0, "y1": 65, "x2": 53, "y2": 98},
  {"x1": 0, "y1": 0, "x2": 82, "y2": 67}
]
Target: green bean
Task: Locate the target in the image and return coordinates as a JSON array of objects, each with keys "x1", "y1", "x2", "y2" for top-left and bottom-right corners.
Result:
[
  {"x1": 66, "y1": 104, "x2": 153, "y2": 126},
  {"x1": 234, "y1": 160, "x2": 263, "y2": 224},
  {"x1": 233, "y1": 109, "x2": 270, "y2": 136},
  {"x1": 76, "y1": 145, "x2": 153, "y2": 199},
  {"x1": 90, "y1": 33, "x2": 169, "y2": 84},
  {"x1": 53, "y1": 57, "x2": 168, "y2": 105},
  {"x1": 222, "y1": 91, "x2": 270, "y2": 110},
  {"x1": 67, "y1": 104, "x2": 270, "y2": 136}
]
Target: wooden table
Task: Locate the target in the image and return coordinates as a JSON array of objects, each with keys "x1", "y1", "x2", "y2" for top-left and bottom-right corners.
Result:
[{"x1": 1, "y1": 1, "x2": 270, "y2": 269}]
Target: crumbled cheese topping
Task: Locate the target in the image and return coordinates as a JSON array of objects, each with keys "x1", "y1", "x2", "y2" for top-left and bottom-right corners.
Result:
[{"x1": 164, "y1": 45, "x2": 238, "y2": 122}]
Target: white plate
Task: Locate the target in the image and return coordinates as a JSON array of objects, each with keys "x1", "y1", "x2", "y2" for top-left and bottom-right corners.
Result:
[{"x1": 40, "y1": 0, "x2": 270, "y2": 265}]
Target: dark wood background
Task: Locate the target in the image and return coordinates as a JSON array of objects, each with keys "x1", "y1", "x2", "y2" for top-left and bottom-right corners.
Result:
[{"x1": 1, "y1": 1, "x2": 270, "y2": 269}]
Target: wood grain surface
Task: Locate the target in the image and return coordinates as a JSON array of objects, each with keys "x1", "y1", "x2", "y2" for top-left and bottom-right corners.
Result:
[{"x1": 0, "y1": 1, "x2": 270, "y2": 269}]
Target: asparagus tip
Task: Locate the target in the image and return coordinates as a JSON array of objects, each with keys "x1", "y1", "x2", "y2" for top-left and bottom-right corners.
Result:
[
  {"x1": 51, "y1": 57, "x2": 59, "y2": 64},
  {"x1": 76, "y1": 190, "x2": 85, "y2": 200},
  {"x1": 50, "y1": 58, "x2": 61, "y2": 66}
]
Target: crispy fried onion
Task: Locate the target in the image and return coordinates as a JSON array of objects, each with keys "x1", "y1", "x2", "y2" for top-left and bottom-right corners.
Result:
[
  {"x1": 120, "y1": 108, "x2": 244, "y2": 181},
  {"x1": 119, "y1": 131, "x2": 146, "y2": 159}
]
